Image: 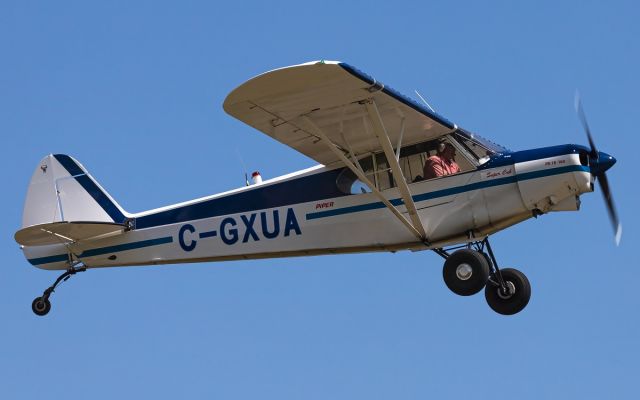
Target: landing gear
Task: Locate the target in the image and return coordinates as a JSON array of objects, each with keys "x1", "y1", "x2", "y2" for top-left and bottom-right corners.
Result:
[
  {"x1": 442, "y1": 249, "x2": 490, "y2": 296},
  {"x1": 484, "y1": 268, "x2": 531, "y2": 315},
  {"x1": 31, "y1": 264, "x2": 86, "y2": 316},
  {"x1": 32, "y1": 297, "x2": 51, "y2": 316},
  {"x1": 435, "y1": 237, "x2": 531, "y2": 315}
]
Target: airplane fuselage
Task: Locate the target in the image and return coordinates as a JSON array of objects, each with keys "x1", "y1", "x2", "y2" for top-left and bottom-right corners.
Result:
[{"x1": 23, "y1": 144, "x2": 593, "y2": 270}]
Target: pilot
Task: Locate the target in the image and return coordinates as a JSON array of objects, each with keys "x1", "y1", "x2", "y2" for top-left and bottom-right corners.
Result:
[{"x1": 423, "y1": 141, "x2": 460, "y2": 179}]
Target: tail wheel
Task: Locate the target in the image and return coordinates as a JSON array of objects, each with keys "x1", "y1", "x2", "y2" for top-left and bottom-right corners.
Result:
[
  {"x1": 442, "y1": 249, "x2": 490, "y2": 296},
  {"x1": 32, "y1": 297, "x2": 51, "y2": 316},
  {"x1": 485, "y1": 268, "x2": 531, "y2": 315}
]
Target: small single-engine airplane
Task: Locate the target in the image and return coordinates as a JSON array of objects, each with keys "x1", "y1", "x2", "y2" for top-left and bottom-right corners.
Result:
[{"x1": 15, "y1": 61, "x2": 620, "y2": 316}]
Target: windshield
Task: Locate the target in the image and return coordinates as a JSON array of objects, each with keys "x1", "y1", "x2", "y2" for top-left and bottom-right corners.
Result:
[{"x1": 452, "y1": 129, "x2": 509, "y2": 162}]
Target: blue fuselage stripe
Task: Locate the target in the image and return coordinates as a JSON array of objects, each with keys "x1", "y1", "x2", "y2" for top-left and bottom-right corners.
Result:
[
  {"x1": 28, "y1": 237, "x2": 174, "y2": 266},
  {"x1": 306, "y1": 165, "x2": 589, "y2": 220},
  {"x1": 307, "y1": 201, "x2": 387, "y2": 220},
  {"x1": 78, "y1": 237, "x2": 174, "y2": 258},
  {"x1": 28, "y1": 254, "x2": 70, "y2": 266}
]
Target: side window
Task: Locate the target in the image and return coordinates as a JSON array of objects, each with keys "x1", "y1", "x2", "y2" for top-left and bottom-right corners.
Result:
[
  {"x1": 398, "y1": 141, "x2": 435, "y2": 183},
  {"x1": 336, "y1": 156, "x2": 374, "y2": 194},
  {"x1": 373, "y1": 154, "x2": 393, "y2": 191},
  {"x1": 336, "y1": 136, "x2": 477, "y2": 195},
  {"x1": 336, "y1": 168, "x2": 371, "y2": 194},
  {"x1": 399, "y1": 138, "x2": 477, "y2": 183},
  {"x1": 400, "y1": 151, "x2": 429, "y2": 183}
]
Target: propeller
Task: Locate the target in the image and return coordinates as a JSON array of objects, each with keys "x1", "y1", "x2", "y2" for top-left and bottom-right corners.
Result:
[{"x1": 574, "y1": 93, "x2": 622, "y2": 245}]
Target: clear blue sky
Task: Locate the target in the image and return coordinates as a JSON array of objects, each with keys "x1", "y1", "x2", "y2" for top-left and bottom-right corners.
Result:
[{"x1": 2, "y1": 1, "x2": 639, "y2": 399}]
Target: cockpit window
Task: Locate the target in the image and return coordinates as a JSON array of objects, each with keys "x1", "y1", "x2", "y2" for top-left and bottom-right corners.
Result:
[{"x1": 336, "y1": 132, "x2": 506, "y2": 195}]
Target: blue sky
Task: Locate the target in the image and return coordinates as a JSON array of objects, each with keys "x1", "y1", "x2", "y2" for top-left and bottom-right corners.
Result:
[{"x1": 2, "y1": 1, "x2": 639, "y2": 399}]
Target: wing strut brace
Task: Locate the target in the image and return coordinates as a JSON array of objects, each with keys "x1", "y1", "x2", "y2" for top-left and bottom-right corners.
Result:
[
  {"x1": 364, "y1": 99, "x2": 427, "y2": 240},
  {"x1": 301, "y1": 112, "x2": 428, "y2": 244}
]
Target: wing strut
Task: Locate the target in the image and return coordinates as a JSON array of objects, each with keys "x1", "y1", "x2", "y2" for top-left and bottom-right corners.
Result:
[
  {"x1": 301, "y1": 116, "x2": 425, "y2": 242},
  {"x1": 395, "y1": 113, "x2": 405, "y2": 161},
  {"x1": 364, "y1": 99, "x2": 428, "y2": 240}
]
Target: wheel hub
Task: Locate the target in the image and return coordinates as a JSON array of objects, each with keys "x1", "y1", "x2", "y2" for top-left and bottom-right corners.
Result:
[
  {"x1": 456, "y1": 263, "x2": 473, "y2": 280},
  {"x1": 497, "y1": 281, "x2": 516, "y2": 299}
]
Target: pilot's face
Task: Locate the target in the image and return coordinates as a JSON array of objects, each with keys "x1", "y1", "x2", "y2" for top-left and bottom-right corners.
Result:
[{"x1": 442, "y1": 144, "x2": 456, "y2": 161}]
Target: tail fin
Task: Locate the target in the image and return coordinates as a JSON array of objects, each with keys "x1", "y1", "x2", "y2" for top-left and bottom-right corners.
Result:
[{"x1": 22, "y1": 154, "x2": 128, "y2": 228}]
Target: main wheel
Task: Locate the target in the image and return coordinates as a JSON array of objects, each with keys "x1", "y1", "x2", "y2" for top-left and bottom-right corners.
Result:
[
  {"x1": 32, "y1": 297, "x2": 51, "y2": 316},
  {"x1": 485, "y1": 268, "x2": 531, "y2": 315},
  {"x1": 442, "y1": 249, "x2": 491, "y2": 296}
]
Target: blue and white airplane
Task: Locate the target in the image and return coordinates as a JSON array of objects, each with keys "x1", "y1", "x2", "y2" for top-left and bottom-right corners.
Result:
[{"x1": 15, "y1": 61, "x2": 620, "y2": 316}]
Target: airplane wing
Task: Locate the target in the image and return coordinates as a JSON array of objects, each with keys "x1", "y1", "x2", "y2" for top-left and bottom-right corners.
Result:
[
  {"x1": 224, "y1": 61, "x2": 462, "y2": 243},
  {"x1": 223, "y1": 60, "x2": 457, "y2": 166}
]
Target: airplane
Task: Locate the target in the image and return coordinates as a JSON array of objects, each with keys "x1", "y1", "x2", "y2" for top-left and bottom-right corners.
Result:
[{"x1": 14, "y1": 60, "x2": 620, "y2": 316}]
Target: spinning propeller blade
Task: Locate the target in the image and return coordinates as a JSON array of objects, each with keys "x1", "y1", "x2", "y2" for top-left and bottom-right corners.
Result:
[
  {"x1": 597, "y1": 171, "x2": 622, "y2": 245},
  {"x1": 575, "y1": 93, "x2": 598, "y2": 159},
  {"x1": 575, "y1": 93, "x2": 622, "y2": 245}
]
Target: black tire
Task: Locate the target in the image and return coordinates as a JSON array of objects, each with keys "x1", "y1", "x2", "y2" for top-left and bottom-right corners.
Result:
[
  {"x1": 485, "y1": 268, "x2": 531, "y2": 315},
  {"x1": 32, "y1": 297, "x2": 51, "y2": 316},
  {"x1": 442, "y1": 249, "x2": 491, "y2": 296}
]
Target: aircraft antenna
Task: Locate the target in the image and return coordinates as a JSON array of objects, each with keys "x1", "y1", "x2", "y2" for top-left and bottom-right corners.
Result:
[
  {"x1": 235, "y1": 148, "x2": 250, "y2": 186},
  {"x1": 414, "y1": 90, "x2": 436, "y2": 113}
]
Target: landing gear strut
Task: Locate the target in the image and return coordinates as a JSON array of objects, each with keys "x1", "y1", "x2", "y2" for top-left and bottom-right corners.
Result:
[
  {"x1": 435, "y1": 237, "x2": 531, "y2": 315},
  {"x1": 32, "y1": 264, "x2": 86, "y2": 316}
]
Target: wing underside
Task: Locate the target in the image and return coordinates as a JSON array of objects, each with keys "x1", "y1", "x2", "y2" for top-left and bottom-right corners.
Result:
[{"x1": 223, "y1": 60, "x2": 457, "y2": 166}]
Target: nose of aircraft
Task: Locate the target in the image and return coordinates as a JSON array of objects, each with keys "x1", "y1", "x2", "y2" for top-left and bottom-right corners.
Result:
[{"x1": 591, "y1": 151, "x2": 616, "y2": 175}]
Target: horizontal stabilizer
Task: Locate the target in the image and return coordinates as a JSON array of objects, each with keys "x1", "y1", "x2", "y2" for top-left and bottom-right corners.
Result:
[{"x1": 15, "y1": 221, "x2": 125, "y2": 246}]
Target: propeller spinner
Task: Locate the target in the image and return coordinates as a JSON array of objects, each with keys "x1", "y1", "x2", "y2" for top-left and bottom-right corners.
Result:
[{"x1": 575, "y1": 93, "x2": 622, "y2": 245}]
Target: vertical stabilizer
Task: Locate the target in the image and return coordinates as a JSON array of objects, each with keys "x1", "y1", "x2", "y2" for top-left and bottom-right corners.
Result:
[{"x1": 22, "y1": 154, "x2": 128, "y2": 228}]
